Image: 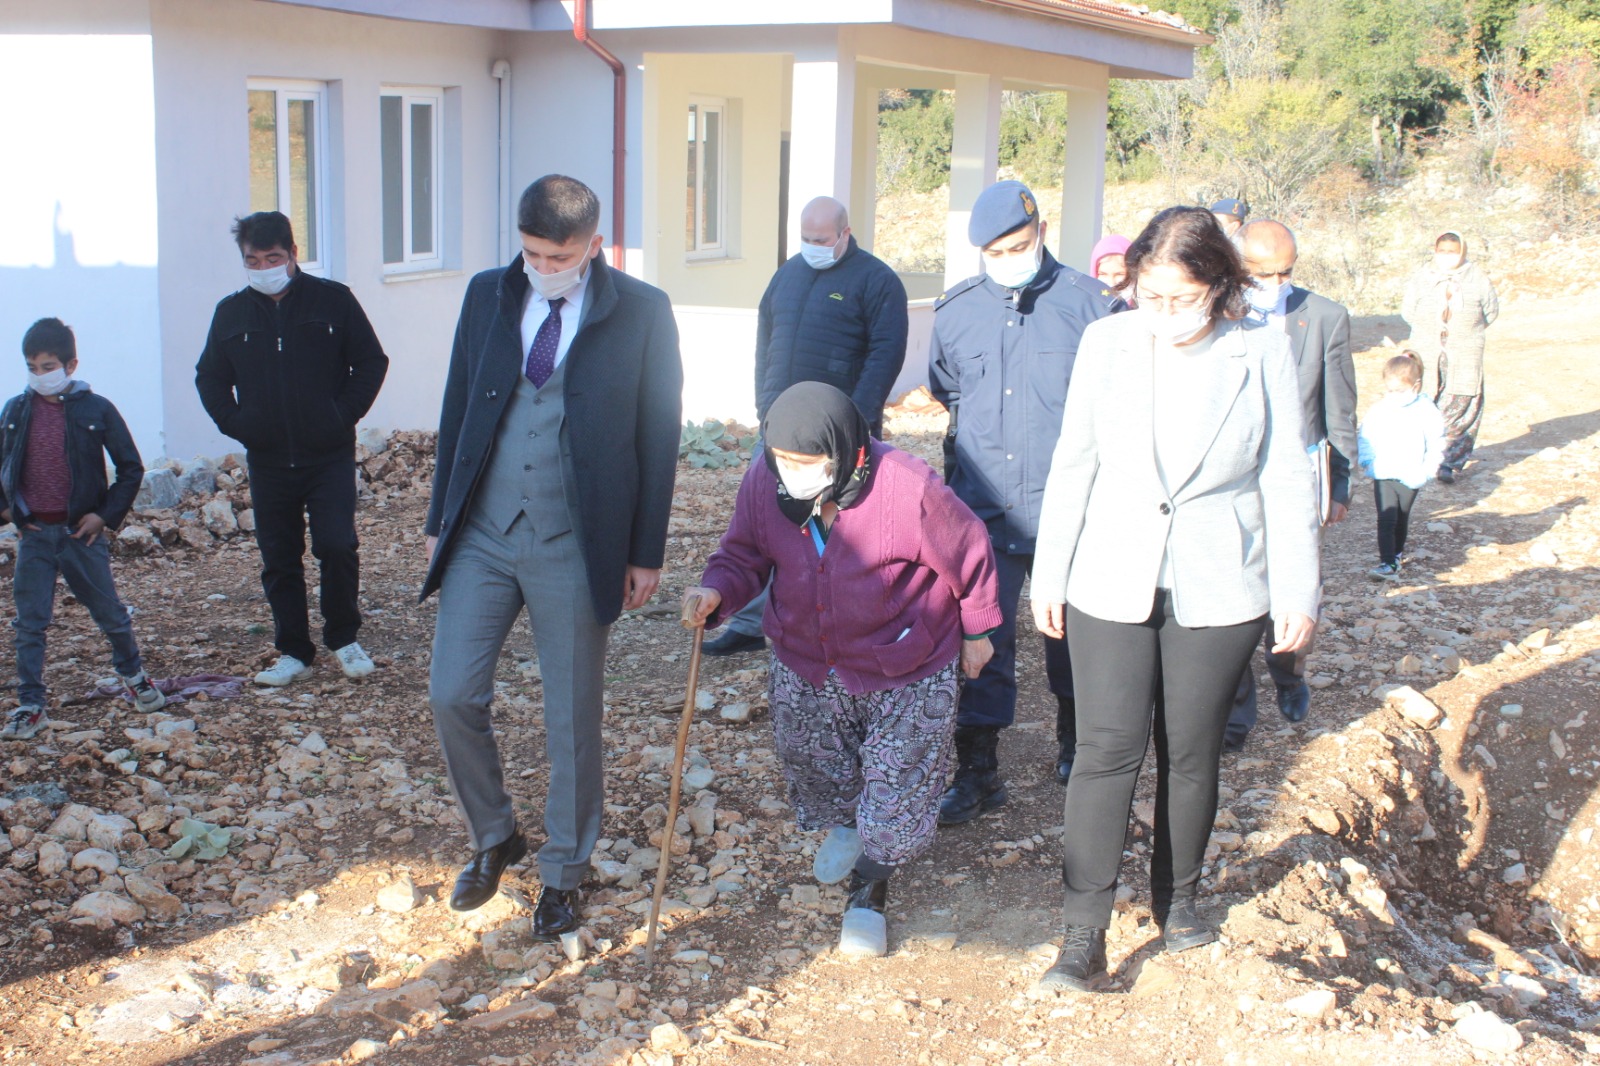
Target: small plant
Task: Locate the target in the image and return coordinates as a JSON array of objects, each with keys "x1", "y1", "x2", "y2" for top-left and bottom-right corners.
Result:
[
  {"x1": 680, "y1": 420, "x2": 754, "y2": 469},
  {"x1": 166, "y1": 817, "x2": 232, "y2": 861}
]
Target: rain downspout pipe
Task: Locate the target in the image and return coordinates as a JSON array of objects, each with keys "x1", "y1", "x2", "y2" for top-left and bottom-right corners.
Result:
[
  {"x1": 573, "y1": 0, "x2": 626, "y2": 270},
  {"x1": 491, "y1": 59, "x2": 512, "y2": 262}
]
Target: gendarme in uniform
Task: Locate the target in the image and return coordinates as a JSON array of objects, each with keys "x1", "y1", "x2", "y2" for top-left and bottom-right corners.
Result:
[{"x1": 928, "y1": 180, "x2": 1122, "y2": 824}]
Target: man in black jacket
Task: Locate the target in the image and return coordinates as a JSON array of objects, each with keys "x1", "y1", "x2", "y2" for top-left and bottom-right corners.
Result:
[
  {"x1": 703, "y1": 195, "x2": 908, "y2": 656},
  {"x1": 423, "y1": 176, "x2": 682, "y2": 937},
  {"x1": 195, "y1": 212, "x2": 389, "y2": 687}
]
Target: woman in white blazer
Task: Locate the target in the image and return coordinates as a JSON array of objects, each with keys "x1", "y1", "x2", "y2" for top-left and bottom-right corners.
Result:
[{"x1": 1028, "y1": 206, "x2": 1321, "y2": 993}]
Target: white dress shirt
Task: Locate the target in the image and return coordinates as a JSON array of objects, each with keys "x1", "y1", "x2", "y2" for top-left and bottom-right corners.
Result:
[{"x1": 519, "y1": 262, "x2": 592, "y2": 371}]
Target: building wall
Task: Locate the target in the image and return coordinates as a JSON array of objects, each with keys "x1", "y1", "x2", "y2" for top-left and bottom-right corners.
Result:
[{"x1": 148, "y1": 0, "x2": 505, "y2": 459}]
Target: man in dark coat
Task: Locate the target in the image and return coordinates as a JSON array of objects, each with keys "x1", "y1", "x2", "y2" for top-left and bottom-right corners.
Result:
[
  {"x1": 929, "y1": 180, "x2": 1122, "y2": 823},
  {"x1": 703, "y1": 195, "x2": 907, "y2": 656},
  {"x1": 1225, "y1": 219, "x2": 1356, "y2": 750},
  {"x1": 423, "y1": 176, "x2": 683, "y2": 939},
  {"x1": 195, "y1": 211, "x2": 389, "y2": 688}
]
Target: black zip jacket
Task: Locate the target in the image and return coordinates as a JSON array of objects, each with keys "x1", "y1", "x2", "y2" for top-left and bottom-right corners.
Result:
[
  {"x1": 194, "y1": 272, "x2": 389, "y2": 467},
  {"x1": 0, "y1": 384, "x2": 143, "y2": 529}
]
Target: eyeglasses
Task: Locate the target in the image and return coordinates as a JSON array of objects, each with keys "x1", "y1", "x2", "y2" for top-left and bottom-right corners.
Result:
[{"x1": 1133, "y1": 290, "x2": 1210, "y2": 312}]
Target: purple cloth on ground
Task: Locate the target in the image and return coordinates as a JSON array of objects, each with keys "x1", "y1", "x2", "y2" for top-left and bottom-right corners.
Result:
[{"x1": 67, "y1": 673, "x2": 250, "y2": 706}]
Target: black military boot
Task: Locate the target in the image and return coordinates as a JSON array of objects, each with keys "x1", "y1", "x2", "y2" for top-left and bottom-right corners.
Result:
[
  {"x1": 1153, "y1": 892, "x2": 1215, "y2": 954},
  {"x1": 938, "y1": 725, "x2": 1007, "y2": 825},
  {"x1": 1036, "y1": 923, "x2": 1109, "y2": 993},
  {"x1": 1055, "y1": 695, "x2": 1077, "y2": 785}
]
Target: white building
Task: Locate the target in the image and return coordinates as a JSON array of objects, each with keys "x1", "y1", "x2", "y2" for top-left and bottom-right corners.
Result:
[{"x1": 0, "y1": 0, "x2": 1202, "y2": 463}]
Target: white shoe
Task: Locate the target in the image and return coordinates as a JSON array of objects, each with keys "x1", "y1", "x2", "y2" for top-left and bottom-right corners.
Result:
[
  {"x1": 255, "y1": 655, "x2": 312, "y2": 687},
  {"x1": 333, "y1": 642, "x2": 375, "y2": 679},
  {"x1": 812, "y1": 826, "x2": 863, "y2": 885},
  {"x1": 119, "y1": 671, "x2": 168, "y2": 712}
]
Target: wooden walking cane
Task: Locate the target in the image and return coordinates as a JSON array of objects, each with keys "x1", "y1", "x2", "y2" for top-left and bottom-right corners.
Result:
[{"x1": 645, "y1": 623, "x2": 704, "y2": 967}]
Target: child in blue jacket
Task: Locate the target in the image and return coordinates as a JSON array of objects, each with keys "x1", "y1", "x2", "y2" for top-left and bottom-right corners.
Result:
[{"x1": 1358, "y1": 351, "x2": 1446, "y2": 581}]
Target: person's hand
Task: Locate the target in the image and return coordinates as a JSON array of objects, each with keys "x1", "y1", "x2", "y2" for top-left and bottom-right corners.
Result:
[
  {"x1": 71, "y1": 514, "x2": 106, "y2": 546},
  {"x1": 1033, "y1": 600, "x2": 1065, "y2": 640},
  {"x1": 680, "y1": 586, "x2": 721, "y2": 629},
  {"x1": 1326, "y1": 501, "x2": 1348, "y2": 525},
  {"x1": 1272, "y1": 612, "x2": 1317, "y2": 654},
  {"x1": 960, "y1": 637, "x2": 994, "y2": 680},
  {"x1": 623, "y1": 566, "x2": 661, "y2": 611},
  {"x1": 425, "y1": 534, "x2": 438, "y2": 566}
]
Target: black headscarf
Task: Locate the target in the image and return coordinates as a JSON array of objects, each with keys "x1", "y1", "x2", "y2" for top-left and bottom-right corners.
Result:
[{"x1": 761, "y1": 382, "x2": 875, "y2": 527}]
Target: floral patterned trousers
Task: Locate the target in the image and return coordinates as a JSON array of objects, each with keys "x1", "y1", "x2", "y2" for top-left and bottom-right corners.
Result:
[{"x1": 767, "y1": 656, "x2": 959, "y2": 870}]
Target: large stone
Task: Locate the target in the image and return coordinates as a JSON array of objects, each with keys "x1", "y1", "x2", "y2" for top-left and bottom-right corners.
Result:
[
  {"x1": 70, "y1": 891, "x2": 146, "y2": 927},
  {"x1": 325, "y1": 978, "x2": 440, "y2": 1022},
  {"x1": 650, "y1": 1022, "x2": 693, "y2": 1054},
  {"x1": 36, "y1": 839, "x2": 69, "y2": 877},
  {"x1": 461, "y1": 997, "x2": 556, "y2": 1031},
  {"x1": 116, "y1": 525, "x2": 158, "y2": 554},
  {"x1": 125, "y1": 873, "x2": 185, "y2": 921},
  {"x1": 135, "y1": 469, "x2": 182, "y2": 512},
  {"x1": 1377, "y1": 684, "x2": 1444, "y2": 729},
  {"x1": 1284, "y1": 989, "x2": 1337, "y2": 1021},
  {"x1": 376, "y1": 876, "x2": 421, "y2": 914},
  {"x1": 1453, "y1": 1010, "x2": 1524, "y2": 1054},
  {"x1": 86, "y1": 813, "x2": 137, "y2": 851},
  {"x1": 177, "y1": 458, "x2": 218, "y2": 499},
  {"x1": 71, "y1": 847, "x2": 120, "y2": 876},
  {"x1": 201, "y1": 499, "x2": 237, "y2": 535}
]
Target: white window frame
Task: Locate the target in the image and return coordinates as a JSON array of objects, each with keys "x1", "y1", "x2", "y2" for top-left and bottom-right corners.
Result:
[
  {"x1": 380, "y1": 86, "x2": 444, "y2": 273},
  {"x1": 246, "y1": 78, "x2": 331, "y2": 276},
  {"x1": 686, "y1": 97, "x2": 727, "y2": 260}
]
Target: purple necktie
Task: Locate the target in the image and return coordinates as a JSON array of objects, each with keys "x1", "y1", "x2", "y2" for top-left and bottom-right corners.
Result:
[{"x1": 524, "y1": 296, "x2": 565, "y2": 388}]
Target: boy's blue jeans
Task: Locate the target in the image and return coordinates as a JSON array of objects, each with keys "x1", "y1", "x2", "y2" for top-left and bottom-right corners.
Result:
[{"x1": 12, "y1": 523, "x2": 142, "y2": 706}]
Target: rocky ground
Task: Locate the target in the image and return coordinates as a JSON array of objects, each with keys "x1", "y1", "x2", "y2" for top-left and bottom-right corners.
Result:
[{"x1": 0, "y1": 293, "x2": 1598, "y2": 1066}]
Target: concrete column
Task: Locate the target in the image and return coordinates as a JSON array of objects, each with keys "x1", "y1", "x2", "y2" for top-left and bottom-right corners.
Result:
[
  {"x1": 1058, "y1": 86, "x2": 1109, "y2": 274},
  {"x1": 944, "y1": 72, "x2": 1001, "y2": 292},
  {"x1": 849, "y1": 73, "x2": 880, "y2": 252},
  {"x1": 787, "y1": 53, "x2": 856, "y2": 255}
]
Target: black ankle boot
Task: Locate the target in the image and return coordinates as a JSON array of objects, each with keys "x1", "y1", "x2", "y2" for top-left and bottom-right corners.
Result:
[
  {"x1": 845, "y1": 871, "x2": 888, "y2": 913},
  {"x1": 938, "y1": 725, "x2": 1007, "y2": 825},
  {"x1": 1037, "y1": 923, "x2": 1109, "y2": 993},
  {"x1": 1158, "y1": 895, "x2": 1215, "y2": 954},
  {"x1": 1054, "y1": 696, "x2": 1077, "y2": 785}
]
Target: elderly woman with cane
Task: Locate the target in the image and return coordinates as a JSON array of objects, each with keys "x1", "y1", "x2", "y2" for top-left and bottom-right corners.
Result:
[
  {"x1": 1028, "y1": 206, "x2": 1321, "y2": 992},
  {"x1": 682, "y1": 382, "x2": 1000, "y2": 958}
]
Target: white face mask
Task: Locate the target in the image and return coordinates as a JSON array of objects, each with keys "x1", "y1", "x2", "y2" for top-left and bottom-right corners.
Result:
[
  {"x1": 1142, "y1": 304, "x2": 1211, "y2": 344},
  {"x1": 246, "y1": 264, "x2": 292, "y2": 296},
  {"x1": 800, "y1": 234, "x2": 844, "y2": 270},
  {"x1": 777, "y1": 460, "x2": 833, "y2": 502},
  {"x1": 28, "y1": 368, "x2": 71, "y2": 397},
  {"x1": 1247, "y1": 279, "x2": 1285, "y2": 313},
  {"x1": 525, "y1": 256, "x2": 588, "y2": 302},
  {"x1": 985, "y1": 240, "x2": 1043, "y2": 290}
]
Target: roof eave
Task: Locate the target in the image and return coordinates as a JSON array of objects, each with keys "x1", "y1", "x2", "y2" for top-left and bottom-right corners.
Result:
[{"x1": 975, "y1": 0, "x2": 1214, "y2": 47}]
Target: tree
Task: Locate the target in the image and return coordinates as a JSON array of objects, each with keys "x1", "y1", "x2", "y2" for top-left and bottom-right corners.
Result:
[{"x1": 1195, "y1": 78, "x2": 1360, "y2": 219}]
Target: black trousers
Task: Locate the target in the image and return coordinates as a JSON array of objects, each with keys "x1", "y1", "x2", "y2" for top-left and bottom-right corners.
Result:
[
  {"x1": 1374, "y1": 479, "x2": 1420, "y2": 565},
  {"x1": 956, "y1": 550, "x2": 1074, "y2": 728},
  {"x1": 248, "y1": 457, "x2": 361, "y2": 664},
  {"x1": 1061, "y1": 591, "x2": 1264, "y2": 928}
]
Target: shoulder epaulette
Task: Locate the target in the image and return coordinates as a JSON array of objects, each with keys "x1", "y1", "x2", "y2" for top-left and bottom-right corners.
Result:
[{"x1": 933, "y1": 276, "x2": 985, "y2": 311}]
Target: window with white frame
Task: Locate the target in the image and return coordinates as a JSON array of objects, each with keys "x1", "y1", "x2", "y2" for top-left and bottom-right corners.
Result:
[
  {"x1": 686, "y1": 98, "x2": 726, "y2": 257},
  {"x1": 380, "y1": 87, "x2": 443, "y2": 270},
  {"x1": 247, "y1": 79, "x2": 329, "y2": 272}
]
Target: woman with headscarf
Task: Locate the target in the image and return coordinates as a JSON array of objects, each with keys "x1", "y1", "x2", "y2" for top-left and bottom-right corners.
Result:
[
  {"x1": 1089, "y1": 234, "x2": 1132, "y2": 296},
  {"x1": 1401, "y1": 231, "x2": 1499, "y2": 483},
  {"x1": 1027, "y1": 206, "x2": 1321, "y2": 993},
  {"x1": 682, "y1": 382, "x2": 1000, "y2": 958}
]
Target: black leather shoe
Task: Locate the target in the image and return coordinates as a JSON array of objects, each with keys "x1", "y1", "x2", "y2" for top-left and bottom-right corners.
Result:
[
  {"x1": 532, "y1": 885, "x2": 580, "y2": 940},
  {"x1": 1159, "y1": 896, "x2": 1216, "y2": 954},
  {"x1": 1222, "y1": 732, "x2": 1247, "y2": 754},
  {"x1": 1276, "y1": 680, "x2": 1310, "y2": 724},
  {"x1": 449, "y1": 831, "x2": 527, "y2": 912},
  {"x1": 702, "y1": 629, "x2": 767, "y2": 657},
  {"x1": 1436, "y1": 466, "x2": 1456, "y2": 484},
  {"x1": 845, "y1": 871, "x2": 889, "y2": 914},
  {"x1": 1036, "y1": 924, "x2": 1109, "y2": 993}
]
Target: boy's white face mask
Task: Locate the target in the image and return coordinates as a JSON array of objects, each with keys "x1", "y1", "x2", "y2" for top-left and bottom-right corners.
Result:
[{"x1": 28, "y1": 368, "x2": 71, "y2": 397}]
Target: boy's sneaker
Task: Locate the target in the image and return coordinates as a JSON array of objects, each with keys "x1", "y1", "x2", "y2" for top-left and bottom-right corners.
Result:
[
  {"x1": 2, "y1": 705, "x2": 47, "y2": 741},
  {"x1": 255, "y1": 655, "x2": 313, "y2": 687},
  {"x1": 1368, "y1": 562, "x2": 1401, "y2": 581},
  {"x1": 120, "y1": 671, "x2": 167, "y2": 713},
  {"x1": 333, "y1": 643, "x2": 376, "y2": 679}
]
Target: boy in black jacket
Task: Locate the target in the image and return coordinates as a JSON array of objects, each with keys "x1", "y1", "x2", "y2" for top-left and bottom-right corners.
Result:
[
  {"x1": 195, "y1": 212, "x2": 389, "y2": 686},
  {"x1": 1, "y1": 318, "x2": 165, "y2": 741}
]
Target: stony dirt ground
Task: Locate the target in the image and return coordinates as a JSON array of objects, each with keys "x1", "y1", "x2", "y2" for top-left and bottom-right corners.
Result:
[{"x1": 1, "y1": 292, "x2": 1598, "y2": 1066}]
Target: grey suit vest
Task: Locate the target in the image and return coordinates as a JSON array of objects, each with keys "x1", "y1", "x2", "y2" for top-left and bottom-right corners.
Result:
[{"x1": 471, "y1": 361, "x2": 577, "y2": 538}]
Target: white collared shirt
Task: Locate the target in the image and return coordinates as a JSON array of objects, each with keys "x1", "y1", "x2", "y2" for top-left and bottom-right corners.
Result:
[{"x1": 519, "y1": 263, "x2": 592, "y2": 370}]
